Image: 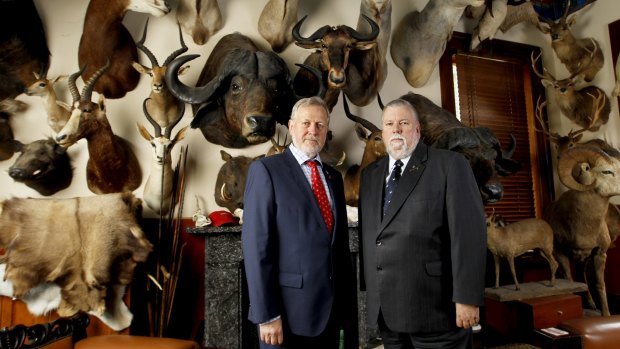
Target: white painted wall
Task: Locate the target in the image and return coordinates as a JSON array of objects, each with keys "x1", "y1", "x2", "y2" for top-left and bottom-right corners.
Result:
[{"x1": 2, "y1": 0, "x2": 618, "y2": 217}]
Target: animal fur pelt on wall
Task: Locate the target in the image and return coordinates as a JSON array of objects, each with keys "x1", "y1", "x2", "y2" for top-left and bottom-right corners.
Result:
[{"x1": 0, "y1": 192, "x2": 152, "y2": 331}]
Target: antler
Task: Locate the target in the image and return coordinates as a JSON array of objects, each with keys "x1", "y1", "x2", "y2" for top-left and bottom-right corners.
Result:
[
  {"x1": 534, "y1": 96, "x2": 559, "y2": 142},
  {"x1": 531, "y1": 50, "x2": 556, "y2": 82}
]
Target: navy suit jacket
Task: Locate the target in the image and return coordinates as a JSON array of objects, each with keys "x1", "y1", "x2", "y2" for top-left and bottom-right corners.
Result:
[
  {"x1": 359, "y1": 142, "x2": 487, "y2": 333},
  {"x1": 242, "y1": 148, "x2": 355, "y2": 337}
]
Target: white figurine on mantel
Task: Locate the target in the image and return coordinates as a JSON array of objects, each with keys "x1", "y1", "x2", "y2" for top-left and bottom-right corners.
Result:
[
  {"x1": 192, "y1": 195, "x2": 210, "y2": 227},
  {"x1": 233, "y1": 208, "x2": 244, "y2": 225},
  {"x1": 346, "y1": 205, "x2": 358, "y2": 224}
]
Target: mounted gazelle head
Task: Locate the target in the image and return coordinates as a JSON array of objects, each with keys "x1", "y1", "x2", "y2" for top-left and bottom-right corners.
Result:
[
  {"x1": 137, "y1": 97, "x2": 188, "y2": 166},
  {"x1": 132, "y1": 19, "x2": 189, "y2": 95},
  {"x1": 55, "y1": 61, "x2": 111, "y2": 147},
  {"x1": 24, "y1": 72, "x2": 66, "y2": 97}
]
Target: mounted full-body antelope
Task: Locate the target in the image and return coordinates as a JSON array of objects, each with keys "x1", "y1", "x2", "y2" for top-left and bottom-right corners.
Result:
[
  {"x1": 55, "y1": 63, "x2": 142, "y2": 194},
  {"x1": 23, "y1": 72, "x2": 71, "y2": 133},
  {"x1": 132, "y1": 19, "x2": 189, "y2": 129},
  {"x1": 137, "y1": 99, "x2": 188, "y2": 214}
]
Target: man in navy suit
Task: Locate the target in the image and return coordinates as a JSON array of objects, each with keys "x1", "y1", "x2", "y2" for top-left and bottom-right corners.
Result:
[
  {"x1": 359, "y1": 99, "x2": 487, "y2": 349},
  {"x1": 242, "y1": 97, "x2": 356, "y2": 348}
]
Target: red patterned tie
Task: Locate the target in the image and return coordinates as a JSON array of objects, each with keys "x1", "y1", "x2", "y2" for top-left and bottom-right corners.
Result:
[{"x1": 307, "y1": 160, "x2": 333, "y2": 233}]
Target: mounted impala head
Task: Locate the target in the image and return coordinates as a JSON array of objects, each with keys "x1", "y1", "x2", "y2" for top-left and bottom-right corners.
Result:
[{"x1": 132, "y1": 19, "x2": 189, "y2": 129}]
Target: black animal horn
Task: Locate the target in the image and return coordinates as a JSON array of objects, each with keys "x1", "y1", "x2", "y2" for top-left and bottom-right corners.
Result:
[
  {"x1": 343, "y1": 15, "x2": 380, "y2": 42},
  {"x1": 294, "y1": 63, "x2": 326, "y2": 99},
  {"x1": 82, "y1": 60, "x2": 111, "y2": 102},
  {"x1": 163, "y1": 22, "x2": 189, "y2": 67},
  {"x1": 142, "y1": 98, "x2": 162, "y2": 137},
  {"x1": 68, "y1": 65, "x2": 86, "y2": 105},
  {"x1": 342, "y1": 94, "x2": 380, "y2": 132},
  {"x1": 292, "y1": 15, "x2": 331, "y2": 45},
  {"x1": 164, "y1": 101, "x2": 186, "y2": 139},
  {"x1": 136, "y1": 18, "x2": 159, "y2": 67}
]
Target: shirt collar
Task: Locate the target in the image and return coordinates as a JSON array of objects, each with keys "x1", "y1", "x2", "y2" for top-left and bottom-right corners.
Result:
[
  {"x1": 388, "y1": 155, "x2": 411, "y2": 172},
  {"x1": 289, "y1": 143, "x2": 323, "y2": 167}
]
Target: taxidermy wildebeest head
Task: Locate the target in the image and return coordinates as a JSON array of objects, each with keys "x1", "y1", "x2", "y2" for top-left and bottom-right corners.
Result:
[{"x1": 165, "y1": 32, "x2": 324, "y2": 148}]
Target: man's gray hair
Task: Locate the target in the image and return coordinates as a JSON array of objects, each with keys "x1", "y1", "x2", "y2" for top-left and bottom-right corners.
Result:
[
  {"x1": 290, "y1": 96, "x2": 330, "y2": 122},
  {"x1": 383, "y1": 98, "x2": 419, "y2": 121}
]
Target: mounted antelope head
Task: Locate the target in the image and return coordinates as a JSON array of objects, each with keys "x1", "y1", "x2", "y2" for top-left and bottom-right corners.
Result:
[
  {"x1": 342, "y1": 95, "x2": 385, "y2": 206},
  {"x1": 55, "y1": 62, "x2": 142, "y2": 194},
  {"x1": 23, "y1": 71, "x2": 71, "y2": 133},
  {"x1": 537, "y1": 0, "x2": 603, "y2": 82},
  {"x1": 258, "y1": 0, "x2": 299, "y2": 53},
  {"x1": 137, "y1": 98, "x2": 188, "y2": 214},
  {"x1": 132, "y1": 19, "x2": 189, "y2": 129},
  {"x1": 531, "y1": 50, "x2": 610, "y2": 132},
  {"x1": 176, "y1": 0, "x2": 222, "y2": 45}
]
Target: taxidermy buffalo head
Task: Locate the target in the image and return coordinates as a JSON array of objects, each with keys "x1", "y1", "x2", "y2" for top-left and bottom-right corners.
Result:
[{"x1": 165, "y1": 33, "x2": 323, "y2": 148}]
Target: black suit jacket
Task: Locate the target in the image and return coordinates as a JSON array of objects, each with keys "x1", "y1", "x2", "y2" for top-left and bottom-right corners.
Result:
[
  {"x1": 359, "y1": 142, "x2": 487, "y2": 333},
  {"x1": 242, "y1": 148, "x2": 356, "y2": 338}
]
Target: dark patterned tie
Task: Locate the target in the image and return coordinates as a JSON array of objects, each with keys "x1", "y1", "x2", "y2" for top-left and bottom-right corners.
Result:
[
  {"x1": 383, "y1": 160, "x2": 403, "y2": 216},
  {"x1": 307, "y1": 160, "x2": 333, "y2": 233}
]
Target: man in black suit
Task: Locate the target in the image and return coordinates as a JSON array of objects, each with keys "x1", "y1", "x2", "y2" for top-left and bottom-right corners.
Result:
[
  {"x1": 359, "y1": 98, "x2": 487, "y2": 349},
  {"x1": 242, "y1": 97, "x2": 356, "y2": 348}
]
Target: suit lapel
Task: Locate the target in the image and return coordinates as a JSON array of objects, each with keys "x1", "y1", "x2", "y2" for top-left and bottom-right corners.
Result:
[
  {"x1": 283, "y1": 149, "x2": 332, "y2": 240},
  {"x1": 379, "y1": 143, "x2": 428, "y2": 233},
  {"x1": 366, "y1": 157, "x2": 389, "y2": 238}
]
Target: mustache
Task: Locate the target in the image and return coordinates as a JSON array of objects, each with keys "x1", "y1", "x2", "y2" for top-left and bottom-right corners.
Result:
[
  {"x1": 304, "y1": 136, "x2": 319, "y2": 142},
  {"x1": 389, "y1": 134, "x2": 406, "y2": 142}
]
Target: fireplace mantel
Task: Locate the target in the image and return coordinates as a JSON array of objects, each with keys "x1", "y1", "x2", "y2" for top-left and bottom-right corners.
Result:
[{"x1": 187, "y1": 223, "x2": 379, "y2": 348}]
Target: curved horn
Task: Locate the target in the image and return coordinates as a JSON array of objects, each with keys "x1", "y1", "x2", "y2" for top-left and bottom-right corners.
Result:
[
  {"x1": 342, "y1": 94, "x2": 380, "y2": 132},
  {"x1": 292, "y1": 15, "x2": 331, "y2": 45},
  {"x1": 502, "y1": 134, "x2": 517, "y2": 159},
  {"x1": 294, "y1": 63, "x2": 326, "y2": 99},
  {"x1": 136, "y1": 18, "x2": 159, "y2": 67},
  {"x1": 557, "y1": 146, "x2": 599, "y2": 191},
  {"x1": 377, "y1": 93, "x2": 385, "y2": 110},
  {"x1": 82, "y1": 60, "x2": 111, "y2": 102},
  {"x1": 163, "y1": 23, "x2": 189, "y2": 67},
  {"x1": 343, "y1": 14, "x2": 380, "y2": 42},
  {"x1": 68, "y1": 65, "x2": 86, "y2": 104},
  {"x1": 142, "y1": 98, "x2": 162, "y2": 137},
  {"x1": 220, "y1": 183, "x2": 232, "y2": 202},
  {"x1": 165, "y1": 54, "x2": 223, "y2": 105},
  {"x1": 164, "y1": 101, "x2": 186, "y2": 139}
]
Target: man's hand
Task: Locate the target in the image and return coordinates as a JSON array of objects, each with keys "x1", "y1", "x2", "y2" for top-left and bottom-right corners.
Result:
[
  {"x1": 259, "y1": 318, "x2": 284, "y2": 346},
  {"x1": 455, "y1": 303, "x2": 479, "y2": 329}
]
